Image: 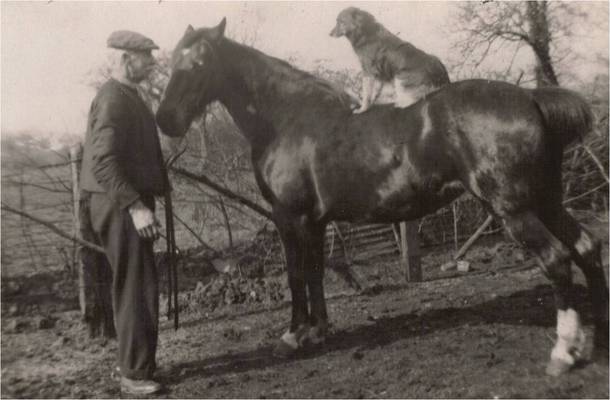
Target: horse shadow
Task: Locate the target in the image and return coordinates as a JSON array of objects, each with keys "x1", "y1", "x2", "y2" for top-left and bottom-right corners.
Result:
[{"x1": 164, "y1": 283, "x2": 593, "y2": 385}]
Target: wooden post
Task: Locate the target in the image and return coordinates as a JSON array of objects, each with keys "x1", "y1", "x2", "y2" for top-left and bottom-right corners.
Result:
[
  {"x1": 400, "y1": 221, "x2": 422, "y2": 282},
  {"x1": 70, "y1": 145, "x2": 87, "y2": 315},
  {"x1": 71, "y1": 144, "x2": 115, "y2": 339}
]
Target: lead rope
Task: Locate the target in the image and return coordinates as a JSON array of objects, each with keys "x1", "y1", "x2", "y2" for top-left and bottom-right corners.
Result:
[{"x1": 164, "y1": 146, "x2": 186, "y2": 330}]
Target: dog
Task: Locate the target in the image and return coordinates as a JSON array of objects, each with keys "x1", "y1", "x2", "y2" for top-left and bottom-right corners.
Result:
[{"x1": 330, "y1": 7, "x2": 450, "y2": 113}]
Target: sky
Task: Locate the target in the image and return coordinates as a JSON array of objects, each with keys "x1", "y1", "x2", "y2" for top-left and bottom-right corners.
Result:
[{"x1": 1, "y1": 1, "x2": 608, "y2": 141}]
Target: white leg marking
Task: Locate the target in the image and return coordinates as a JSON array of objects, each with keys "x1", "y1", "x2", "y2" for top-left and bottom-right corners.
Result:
[
  {"x1": 550, "y1": 308, "x2": 586, "y2": 365},
  {"x1": 280, "y1": 324, "x2": 310, "y2": 349},
  {"x1": 281, "y1": 330, "x2": 299, "y2": 350}
]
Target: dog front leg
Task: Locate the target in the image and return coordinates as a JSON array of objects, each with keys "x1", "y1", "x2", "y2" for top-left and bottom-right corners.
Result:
[
  {"x1": 354, "y1": 75, "x2": 378, "y2": 114},
  {"x1": 369, "y1": 78, "x2": 383, "y2": 105}
]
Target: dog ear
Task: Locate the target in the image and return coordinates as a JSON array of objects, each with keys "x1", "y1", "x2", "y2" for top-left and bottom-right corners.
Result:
[
  {"x1": 210, "y1": 17, "x2": 227, "y2": 41},
  {"x1": 353, "y1": 9, "x2": 375, "y2": 34}
]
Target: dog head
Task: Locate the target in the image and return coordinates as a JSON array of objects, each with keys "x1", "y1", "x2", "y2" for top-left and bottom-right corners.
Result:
[{"x1": 330, "y1": 7, "x2": 377, "y2": 39}]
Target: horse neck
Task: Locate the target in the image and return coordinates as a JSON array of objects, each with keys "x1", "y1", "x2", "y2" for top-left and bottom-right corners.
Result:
[{"x1": 216, "y1": 39, "x2": 320, "y2": 142}]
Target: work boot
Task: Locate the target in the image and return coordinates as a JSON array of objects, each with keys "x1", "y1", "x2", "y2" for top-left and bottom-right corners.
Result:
[{"x1": 120, "y1": 376, "x2": 163, "y2": 395}]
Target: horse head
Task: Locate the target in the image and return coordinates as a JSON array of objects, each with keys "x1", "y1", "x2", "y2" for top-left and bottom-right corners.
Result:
[{"x1": 156, "y1": 18, "x2": 227, "y2": 137}]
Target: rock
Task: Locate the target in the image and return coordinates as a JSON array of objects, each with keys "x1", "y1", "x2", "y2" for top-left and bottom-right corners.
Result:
[
  {"x1": 440, "y1": 261, "x2": 457, "y2": 271},
  {"x1": 457, "y1": 260, "x2": 471, "y2": 272},
  {"x1": 352, "y1": 350, "x2": 364, "y2": 360}
]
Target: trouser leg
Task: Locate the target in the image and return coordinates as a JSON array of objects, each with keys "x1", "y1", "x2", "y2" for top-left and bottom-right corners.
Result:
[{"x1": 90, "y1": 193, "x2": 159, "y2": 380}]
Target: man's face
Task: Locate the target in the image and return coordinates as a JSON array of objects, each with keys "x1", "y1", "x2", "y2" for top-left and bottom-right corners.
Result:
[{"x1": 125, "y1": 50, "x2": 156, "y2": 83}]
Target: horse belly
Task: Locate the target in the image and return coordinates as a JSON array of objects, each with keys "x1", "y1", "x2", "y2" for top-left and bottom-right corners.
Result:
[
  {"x1": 327, "y1": 157, "x2": 464, "y2": 223},
  {"x1": 367, "y1": 178, "x2": 464, "y2": 222}
]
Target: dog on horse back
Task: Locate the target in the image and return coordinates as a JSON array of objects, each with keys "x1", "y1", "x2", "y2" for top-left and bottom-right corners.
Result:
[{"x1": 330, "y1": 7, "x2": 450, "y2": 113}]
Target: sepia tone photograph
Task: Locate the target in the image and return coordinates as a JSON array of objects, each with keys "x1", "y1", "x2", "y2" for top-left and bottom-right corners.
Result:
[{"x1": 1, "y1": 1, "x2": 608, "y2": 398}]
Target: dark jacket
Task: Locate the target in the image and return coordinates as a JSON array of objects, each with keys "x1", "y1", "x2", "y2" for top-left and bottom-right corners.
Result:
[{"x1": 80, "y1": 79, "x2": 168, "y2": 209}]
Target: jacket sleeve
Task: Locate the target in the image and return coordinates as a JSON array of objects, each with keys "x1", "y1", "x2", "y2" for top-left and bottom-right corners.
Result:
[{"x1": 89, "y1": 93, "x2": 141, "y2": 209}]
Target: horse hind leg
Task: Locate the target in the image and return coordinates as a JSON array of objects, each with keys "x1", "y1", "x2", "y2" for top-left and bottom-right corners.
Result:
[
  {"x1": 503, "y1": 211, "x2": 585, "y2": 376},
  {"x1": 551, "y1": 210, "x2": 609, "y2": 362}
]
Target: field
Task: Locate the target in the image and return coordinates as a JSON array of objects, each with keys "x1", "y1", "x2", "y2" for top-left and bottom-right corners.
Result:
[{"x1": 1, "y1": 212, "x2": 608, "y2": 399}]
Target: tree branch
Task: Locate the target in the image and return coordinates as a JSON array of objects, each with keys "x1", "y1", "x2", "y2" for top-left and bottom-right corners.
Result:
[
  {"x1": 170, "y1": 167, "x2": 273, "y2": 220},
  {"x1": 1, "y1": 202, "x2": 105, "y2": 253},
  {"x1": 157, "y1": 199, "x2": 217, "y2": 252}
]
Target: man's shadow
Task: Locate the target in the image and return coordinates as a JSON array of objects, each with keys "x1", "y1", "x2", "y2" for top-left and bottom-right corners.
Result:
[{"x1": 164, "y1": 283, "x2": 594, "y2": 385}]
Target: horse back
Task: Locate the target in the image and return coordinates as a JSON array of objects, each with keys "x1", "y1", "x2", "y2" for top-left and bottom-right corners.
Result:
[{"x1": 257, "y1": 79, "x2": 576, "y2": 222}]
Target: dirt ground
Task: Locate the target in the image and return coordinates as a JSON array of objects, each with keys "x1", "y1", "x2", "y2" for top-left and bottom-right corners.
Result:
[{"x1": 2, "y1": 214, "x2": 608, "y2": 399}]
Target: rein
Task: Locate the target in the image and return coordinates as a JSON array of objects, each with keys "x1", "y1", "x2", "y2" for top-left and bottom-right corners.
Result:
[{"x1": 164, "y1": 146, "x2": 186, "y2": 330}]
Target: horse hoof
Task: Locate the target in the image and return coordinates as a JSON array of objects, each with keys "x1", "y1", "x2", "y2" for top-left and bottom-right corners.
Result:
[
  {"x1": 272, "y1": 339, "x2": 298, "y2": 359},
  {"x1": 306, "y1": 327, "x2": 327, "y2": 346},
  {"x1": 546, "y1": 359, "x2": 572, "y2": 376},
  {"x1": 591, "y1": 345, "x2": 609, "y2": 365},
  {"x1": 308, "y1": 335, "x2": 326, "y2": 346}
]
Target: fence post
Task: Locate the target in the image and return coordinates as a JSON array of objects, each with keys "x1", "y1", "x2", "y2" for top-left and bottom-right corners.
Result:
[
  {"x1": 400, "y1": 221, "x2": 422, "y2": 282},
  {"x1": 70, "y1": 146, "x2": 82, "y2": 273},
  {"x1": 71, "y1": 144, "x2": 115, "y2": 339}
]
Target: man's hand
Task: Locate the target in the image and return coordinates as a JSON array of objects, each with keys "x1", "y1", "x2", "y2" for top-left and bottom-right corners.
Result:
[{"x1": 128, "y1": 200, "x2": 161, "y2": 240}]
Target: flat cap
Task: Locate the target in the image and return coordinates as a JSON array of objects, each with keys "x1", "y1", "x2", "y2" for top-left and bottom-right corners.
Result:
[{"x1": 107, "y1": 30, "x2": 159, "y2": 51}]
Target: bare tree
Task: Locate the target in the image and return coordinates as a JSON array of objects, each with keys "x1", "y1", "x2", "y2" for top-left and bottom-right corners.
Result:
[{"x1": 451, "y1": 1, "x2": 595, "y2": 87}]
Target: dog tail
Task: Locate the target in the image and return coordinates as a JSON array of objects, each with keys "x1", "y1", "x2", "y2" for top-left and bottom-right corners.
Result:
[{"x1": 531, "y1": 86, "x2": 593, "y2": 147}]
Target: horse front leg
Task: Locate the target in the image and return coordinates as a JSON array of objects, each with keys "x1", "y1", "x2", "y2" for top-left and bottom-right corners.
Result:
[
  {"x1": 304, "y1": 223, "x2": 328, "y2": 346},
  {"x1": 273, "y1": 215, "x2": 310, "y2": 358}
]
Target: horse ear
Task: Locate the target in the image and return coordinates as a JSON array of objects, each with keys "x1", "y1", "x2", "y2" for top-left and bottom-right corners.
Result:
[
  {"x1": 185, "y1": 24, "x2": 195, "y2": 35},
  {"x1": 210, "y1": 17, "x2": 226, "y2": 40}
]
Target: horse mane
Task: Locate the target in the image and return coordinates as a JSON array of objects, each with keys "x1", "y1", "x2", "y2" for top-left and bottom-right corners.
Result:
[{"x1": 221, "y1": 37, "x2": 355, "y2": 107}]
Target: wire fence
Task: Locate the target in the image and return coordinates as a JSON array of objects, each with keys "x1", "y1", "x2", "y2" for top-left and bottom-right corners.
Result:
[{"x1": 1, "y1": 133, "x2": 607, "y2": 279}]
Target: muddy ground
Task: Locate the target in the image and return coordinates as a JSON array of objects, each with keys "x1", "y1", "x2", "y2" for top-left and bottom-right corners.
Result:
[{"x1": 1, "y1": 214, "x2": 608, "y2": 399}]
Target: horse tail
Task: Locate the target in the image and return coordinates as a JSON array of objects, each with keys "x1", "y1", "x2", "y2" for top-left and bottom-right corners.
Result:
[{"x1": 530, "y1": 87, "x2": 593, "y2": 147}]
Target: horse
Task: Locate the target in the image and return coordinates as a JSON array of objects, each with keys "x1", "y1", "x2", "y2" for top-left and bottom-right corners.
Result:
[{"x1": 156, "y1": 19, "x2": 608, "y2": 376}]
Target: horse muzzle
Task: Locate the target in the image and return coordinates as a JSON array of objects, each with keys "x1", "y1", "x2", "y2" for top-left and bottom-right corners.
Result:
[{"x1": 156, "y1": 107, "x2": 189, "y2": 138}]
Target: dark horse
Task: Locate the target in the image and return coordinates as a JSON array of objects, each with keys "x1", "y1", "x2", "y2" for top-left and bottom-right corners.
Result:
[{"x1": 157, "y1": 19, "x2": 608, "y2": 376}]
